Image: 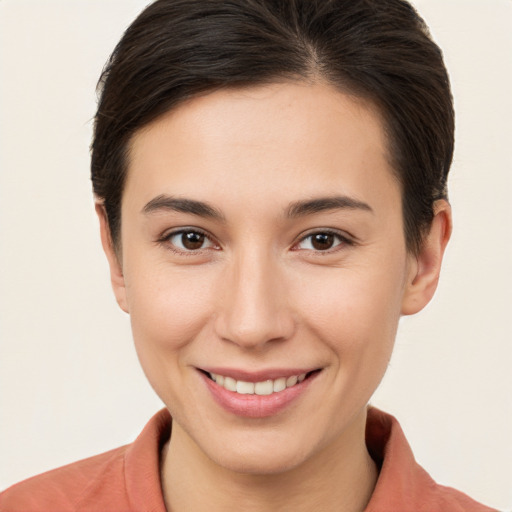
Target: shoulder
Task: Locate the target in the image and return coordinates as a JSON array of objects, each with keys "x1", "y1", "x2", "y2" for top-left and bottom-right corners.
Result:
[
  {"x1": 0, "y1": 445, "x2": 129, "y2": 512},
  {"x1": 365, "y1": 407, "x2": 499, "y2": 512},
  {"x1": 425, "y1": 482, "x2": 501, "y2": 512},
  {"x1": 0, "y1": 409, "x2": 171, "y2": 512}
]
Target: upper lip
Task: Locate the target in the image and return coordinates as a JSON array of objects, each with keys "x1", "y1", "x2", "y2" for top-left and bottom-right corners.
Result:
[{"x1": 198, "y1": 367, "x2": 320, "y2": 382}]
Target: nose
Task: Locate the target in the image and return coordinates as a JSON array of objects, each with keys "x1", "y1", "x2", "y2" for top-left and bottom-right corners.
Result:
[{"x1": 214, "y1": 249, "x2": 295, "y2": 350}]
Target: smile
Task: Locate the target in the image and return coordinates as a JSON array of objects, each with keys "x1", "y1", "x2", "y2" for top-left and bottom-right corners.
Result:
[
  {"x1": 208, "y1": 372, "x2": 307, "y2": 395},
  {"x1": 201, "y1": 369, "x2": 321, "y2": 418}
]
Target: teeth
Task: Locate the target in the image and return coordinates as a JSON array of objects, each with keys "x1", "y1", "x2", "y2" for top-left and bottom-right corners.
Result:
[
  {"x1": 254, "y1": 380, "x2": 273, "y2": 395},
  {"x1": 236, "y1": 381, "x2": 254, "y2": 394},
  {"x1": 273, "y1": 377, "x2": 286, "y2": 393},
  {"x1": 224, "y1": 376, "x2": 236, "y2": 392},
  {"x1": 286, "y1": 375, "x2": 298, "y2": 387},
  {"x1": 210, "y1": 372, "x2": 308, "y2": 395}
]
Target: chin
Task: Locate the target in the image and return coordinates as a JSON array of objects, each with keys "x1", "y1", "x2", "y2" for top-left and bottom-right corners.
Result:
[
  {"x1": 194, "y1": 425, "x2": 321, "y2": 476},
  {"x1": 211, "y1": 446, "x2": 309, "y2": 476}
]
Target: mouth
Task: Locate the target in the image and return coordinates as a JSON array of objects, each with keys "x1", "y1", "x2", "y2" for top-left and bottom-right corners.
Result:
[
  {"x1": 205, "y1": 371, "x2": 316, "y2": 396},
  {"x1": 199, "y1": 368, "x2": 321, "y2": 418}
]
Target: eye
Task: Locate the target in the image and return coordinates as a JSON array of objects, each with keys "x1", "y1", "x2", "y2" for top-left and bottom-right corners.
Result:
[
  {"x1": 295, "y1": 231, "x2": 350, "y2": 251},
  {"x1": 164, "y1": 229, "x2": 218, "y2": 252}
]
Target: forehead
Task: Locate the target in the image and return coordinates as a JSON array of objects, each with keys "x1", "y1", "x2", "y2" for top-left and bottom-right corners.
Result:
[{"x1": 124, "y1": 81, "x2": 399, "y2": 217}]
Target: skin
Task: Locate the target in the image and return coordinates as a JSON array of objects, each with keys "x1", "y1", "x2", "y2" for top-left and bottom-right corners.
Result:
[{"x1": 97, "y1": 81, "x2": 451, "y2": 512}]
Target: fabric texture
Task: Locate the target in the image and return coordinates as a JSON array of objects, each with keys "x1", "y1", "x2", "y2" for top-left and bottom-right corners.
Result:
[{"x1": 0, "y1": 408, "x2": 497, "y2": 512}]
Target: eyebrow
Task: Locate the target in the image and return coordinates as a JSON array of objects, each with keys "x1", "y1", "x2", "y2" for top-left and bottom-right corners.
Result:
[
  {"x1": 142, "y1": 195, "x2": 225, "y2": 220},
  {"x1": 286, "y1": 196, "x2": 373, "y2": 217},
  {"x1": 142, "y1": 194, "x2": 373, "y2": 220}
]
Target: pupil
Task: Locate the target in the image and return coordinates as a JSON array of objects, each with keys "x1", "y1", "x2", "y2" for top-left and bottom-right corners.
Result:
[
  {"x1": 312, "y1": 233, "x2": 334, "y2": 250},
  {"x1": 182, "y1": 232, "x2": 204, "y2": 250}
]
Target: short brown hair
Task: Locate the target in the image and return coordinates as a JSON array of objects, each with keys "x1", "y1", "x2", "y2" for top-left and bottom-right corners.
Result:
[{"x1": 91, "y1": 0, "x2": 454, "y2": 254}]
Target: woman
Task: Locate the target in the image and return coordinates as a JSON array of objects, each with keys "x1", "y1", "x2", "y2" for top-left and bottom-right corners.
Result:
[{"x1": 0, "y1": 1, "x2": 503, "y2": 510}]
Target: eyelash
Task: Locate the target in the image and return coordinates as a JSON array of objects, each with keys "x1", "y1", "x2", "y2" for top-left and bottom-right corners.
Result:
[
  {"x1": 157, "y1": 228, "x2": 219, "y2": 255},
  {"x1": 157, "y1": 228, "x2": 355, "y2": 255},
  {"x1": 292, "y1": 229, "x2": 355, "y2": 253}
]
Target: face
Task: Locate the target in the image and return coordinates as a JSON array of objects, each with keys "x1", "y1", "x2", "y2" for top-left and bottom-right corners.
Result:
[{"x1": 103, "y1": 82, "x2": 439, "y2": 475}]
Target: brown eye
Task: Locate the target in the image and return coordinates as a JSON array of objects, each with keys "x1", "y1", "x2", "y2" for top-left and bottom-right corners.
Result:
[
  {"x1": 166, "y1": 230, "x2": 216, "y2": 251},
  {"x1": 181, "y1": 231, "x2": 205, "y2": 250},
  {"x1": 311, "y1": 233, "x2": 335, "y2": 250},
  {"x1": 295, "y1": 231, "x2": 348, "y2": 252}
]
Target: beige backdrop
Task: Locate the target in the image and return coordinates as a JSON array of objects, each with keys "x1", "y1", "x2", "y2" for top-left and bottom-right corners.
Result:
[{"x1": 0, "y1": 1, "x2": 511, "y2": 509}]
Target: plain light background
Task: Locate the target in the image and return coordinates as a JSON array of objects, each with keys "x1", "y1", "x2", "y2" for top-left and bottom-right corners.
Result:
[{"x1": 0, "y1": 0, "x2": 511, "y2": 509}]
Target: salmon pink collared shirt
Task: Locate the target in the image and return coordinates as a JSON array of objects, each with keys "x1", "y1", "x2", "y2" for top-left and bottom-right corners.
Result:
[{"x1": 0, "y1": 408, "x2": 498, "y2": 512}]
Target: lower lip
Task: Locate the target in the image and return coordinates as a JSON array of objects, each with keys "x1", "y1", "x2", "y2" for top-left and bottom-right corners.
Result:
[{"x1": 200, "y1": 371, "x2": 319, "y2": 418}]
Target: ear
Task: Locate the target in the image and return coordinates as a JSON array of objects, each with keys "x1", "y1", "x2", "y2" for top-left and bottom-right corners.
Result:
[
  {"x1": 95, "y1": 202, "x2": 129, "y2": 313},
  {"x1": 401, "y1": 200, "x2": 452, "y2": 316}
]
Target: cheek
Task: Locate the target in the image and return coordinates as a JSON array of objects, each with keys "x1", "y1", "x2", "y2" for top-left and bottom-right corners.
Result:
[
  {"x1": 124, "y1": 261, "x2": 215, "y2": 388},
  {"x1": 284, "y1": 258, "x2": 408, "y2": 433},
  {"x1": 293, "y1": 259, "x2": 406, "y2": 358}
]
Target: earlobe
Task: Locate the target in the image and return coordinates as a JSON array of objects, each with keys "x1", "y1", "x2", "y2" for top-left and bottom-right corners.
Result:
[
  {"x1": 95, "y1": 202, "x2": 129, "y2": 313},
  {"x1": 401, "y1": 200, "x2": 452, "y2": 316}
]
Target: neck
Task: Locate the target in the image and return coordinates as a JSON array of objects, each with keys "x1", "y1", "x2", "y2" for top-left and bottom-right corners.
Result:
[{"x1": 161, "y1": 408, "x2": 378, "y2": 512}]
